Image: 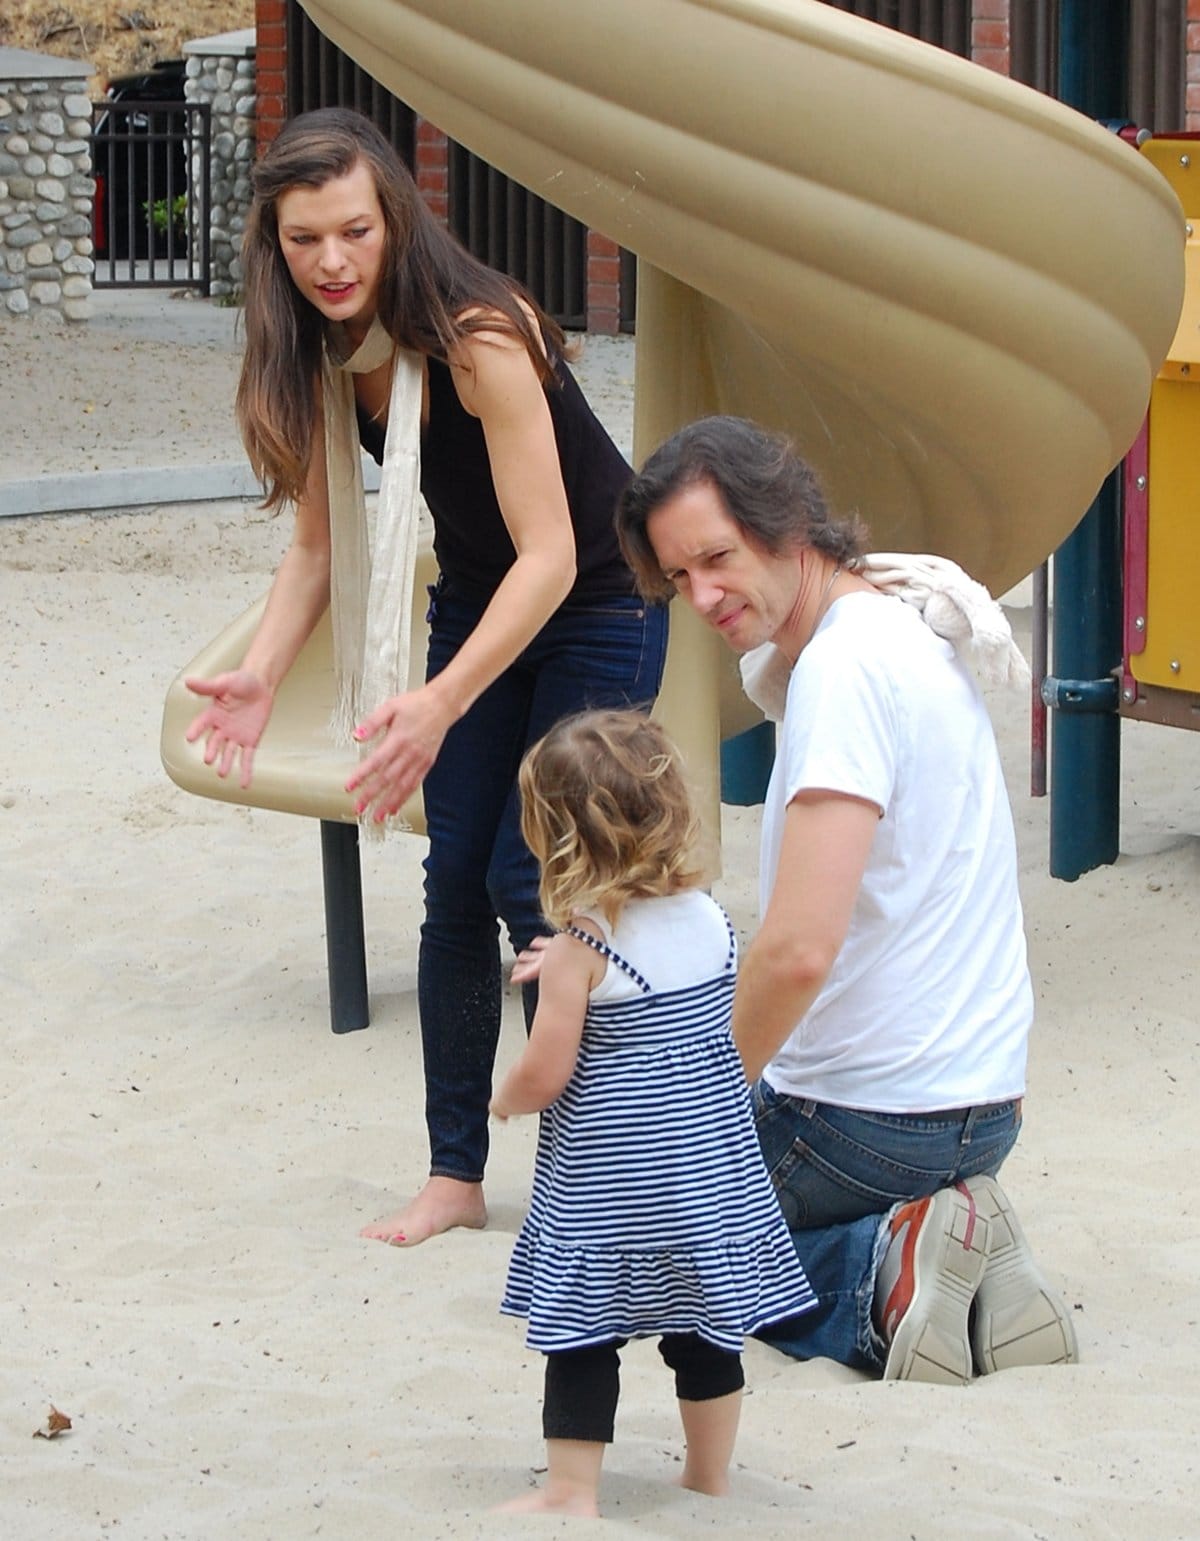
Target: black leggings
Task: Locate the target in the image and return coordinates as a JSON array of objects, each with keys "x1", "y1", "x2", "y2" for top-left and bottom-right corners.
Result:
[{"x1": 542, "y1": 1334, "x2": 745, "y2": 1444}]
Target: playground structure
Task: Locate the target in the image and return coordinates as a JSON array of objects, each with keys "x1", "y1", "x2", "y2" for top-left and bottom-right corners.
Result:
[
  {"x1": 161, "y1": 0, "x2": 1185, "y2": 1030},
  {"x1": 1121, "y1": 135, "x2": 1200, "y2": 736}
]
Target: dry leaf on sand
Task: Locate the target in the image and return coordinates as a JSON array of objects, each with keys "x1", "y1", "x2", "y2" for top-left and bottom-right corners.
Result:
[{"x1": 32, "y1": 1405, "x2": 72, "y2": 1440}]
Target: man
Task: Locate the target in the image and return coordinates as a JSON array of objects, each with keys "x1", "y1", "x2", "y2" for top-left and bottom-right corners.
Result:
[{"x1": 615, "y1": 415, "x2": 1076, "y2": 1383}]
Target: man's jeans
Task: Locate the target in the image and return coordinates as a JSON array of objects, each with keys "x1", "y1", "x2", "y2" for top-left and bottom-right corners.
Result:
[
  {"x1": 418, "y1": 581, "x2": 668, "y2": 1184},
  {"x1": 751, "y1": 1081, "x2": 1022, "y2": 1371}
]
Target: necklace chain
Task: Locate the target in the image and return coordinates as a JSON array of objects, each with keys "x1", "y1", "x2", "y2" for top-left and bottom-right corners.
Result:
[{"x1": 806, "y1": 562, "x2": 841, "y2": 648}]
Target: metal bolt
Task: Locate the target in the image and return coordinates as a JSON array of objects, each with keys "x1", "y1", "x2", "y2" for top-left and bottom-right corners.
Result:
[
  {"x1": 1183, "y1": 154, "x2": 1191, "y2": 167},
  {"x1": 1183, "y1": 364, "x2": 1192, "y2": 376},
  {"x1": 1122, "y1": 687, "x2": 1135, "y2": 702},
  {"x1": 1136, "y1": 475, "x2": 1147, "y2": 491},
  {"x1": 1135, "y1": 615, "x2": 1145, "y2": 631},
  {"x1": 1170, "y1": 659, "x2": 1181, "y2": 673}
]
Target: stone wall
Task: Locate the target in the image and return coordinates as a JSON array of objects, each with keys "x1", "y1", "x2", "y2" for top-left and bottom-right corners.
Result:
[
  {"x1": 0, "y1": 48, "x2": 94, "y2": 321},
  {"x1": 184, "y1": 29, "x2": 256, "y2": 299}
]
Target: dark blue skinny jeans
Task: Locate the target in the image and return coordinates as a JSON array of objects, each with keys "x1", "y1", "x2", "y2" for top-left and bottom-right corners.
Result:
[{"x1": 418, "y1": 579, "x2": 668, "y2": 1184}]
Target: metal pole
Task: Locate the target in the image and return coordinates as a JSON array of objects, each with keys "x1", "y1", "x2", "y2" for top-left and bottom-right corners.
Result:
[
  {"x1": 320, "y1": 820, "x2": 370, "y2": 1034},
  {"x1": 1030, "y1": 560, "x2": 1048, "y2": 797},
  {"x1": 1047, "y1": 0, "x2": 1128, "y2": 880}
]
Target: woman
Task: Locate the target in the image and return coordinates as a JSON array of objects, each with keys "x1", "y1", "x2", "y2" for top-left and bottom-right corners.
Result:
[{"x1": 184, "y1": 108, "x2": 667, "y2": 1247}]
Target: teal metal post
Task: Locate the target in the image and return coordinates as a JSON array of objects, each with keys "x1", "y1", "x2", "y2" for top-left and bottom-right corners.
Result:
[
  {"x1": 720, "y1": 720, "x2": 776, "y2": 806},
  {"x1": 1047, "y1": 0, "x2": 1128, "y2": 880}
]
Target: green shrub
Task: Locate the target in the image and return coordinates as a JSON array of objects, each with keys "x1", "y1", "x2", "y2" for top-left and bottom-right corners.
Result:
[{"x1": 144, "y1": 194, "x2": 188, "y2": 235}]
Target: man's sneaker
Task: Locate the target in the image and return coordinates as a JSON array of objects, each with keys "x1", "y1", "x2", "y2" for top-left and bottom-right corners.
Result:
[
  {"x1": 964, "y1": 1174, "x2": 1078, "y2": 1373},
  {"x1": 875, "y1": 1185, "x2": 990, "y2": 1384}
]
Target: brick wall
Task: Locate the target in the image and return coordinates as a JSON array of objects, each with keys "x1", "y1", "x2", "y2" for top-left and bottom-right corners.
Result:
[
  {"x1": 1188, "y1": 0, "x2": 1200, "y2": 128},
  {"x1": 972, "y1": 0, "x2": 1010, "y2": 76},
  {"x1": 414, "y1": 120, "x2": 449, "y2": 227},
  {"x1": 255, "y1": 0, "x2": 287, "y2": 151},
  {"x1": 586, "y1": 232, "x2": 621, "y2": 335}
]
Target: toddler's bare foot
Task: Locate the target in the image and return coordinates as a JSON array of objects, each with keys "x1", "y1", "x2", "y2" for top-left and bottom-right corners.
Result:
[
  {"x1": 492, "y1": 1489, "x2": 600, "y2": 1517},
  {"x1": 495, "y1": 1441, "x2": 603, "y2": 1514},
  {"x1": 679, "y1": 1470, "x2": 730, "y2": 1497},
  {"x1": 359, "y1": 1176, "x2": 487, "y2": 1247}
]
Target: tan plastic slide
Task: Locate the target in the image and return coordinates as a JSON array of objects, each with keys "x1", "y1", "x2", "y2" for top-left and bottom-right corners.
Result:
[{"x1": 162, "y1": 0, "x2": 1184, "y2": 840}]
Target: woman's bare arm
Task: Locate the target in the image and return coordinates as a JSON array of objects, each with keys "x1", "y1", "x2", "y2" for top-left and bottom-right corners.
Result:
[
  {"x1": 185, "y1": 389, "x2": 333, "y2": 786},
  {"x1": 347, "y1": 320, "x2": 577, "y2": 820}
]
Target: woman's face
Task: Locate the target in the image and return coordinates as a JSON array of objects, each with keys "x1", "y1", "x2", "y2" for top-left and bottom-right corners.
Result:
[{"x1": 275, "y1": 160, "x2": 387, "y2": 335}]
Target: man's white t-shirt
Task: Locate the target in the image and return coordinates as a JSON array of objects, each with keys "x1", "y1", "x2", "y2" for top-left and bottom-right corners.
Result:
[{"x1": 759, "y1": 591, "x2": 1032, "y2": 1112}]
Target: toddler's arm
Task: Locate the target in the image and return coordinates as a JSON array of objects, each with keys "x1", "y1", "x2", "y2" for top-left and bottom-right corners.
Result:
[{"x1": 490, "y1": 930, "x2": 601, "y2": 1118}]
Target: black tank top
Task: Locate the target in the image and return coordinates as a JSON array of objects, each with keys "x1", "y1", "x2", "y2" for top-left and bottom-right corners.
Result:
[{"x1": 356, "y1": 348, "x2": 637, "y2": 604}]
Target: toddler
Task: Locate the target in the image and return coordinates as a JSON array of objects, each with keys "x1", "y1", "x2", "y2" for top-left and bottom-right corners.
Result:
[{"x1": 491, "y1": 709, "x2": 814, "y2": 1515}]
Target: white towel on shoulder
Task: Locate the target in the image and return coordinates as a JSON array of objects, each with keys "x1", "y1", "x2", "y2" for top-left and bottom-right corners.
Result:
[{"x1": 739, "y1": 552, "x2": 1031, "y2": 721}]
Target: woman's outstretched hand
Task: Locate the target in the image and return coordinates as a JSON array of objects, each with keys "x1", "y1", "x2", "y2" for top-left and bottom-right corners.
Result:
[
  {"x1": 346, "y1": 686, "x2": 452, "y2": 823},
  {"x1": 184, "y1": 669, "x2": 275, "y2": 788}
]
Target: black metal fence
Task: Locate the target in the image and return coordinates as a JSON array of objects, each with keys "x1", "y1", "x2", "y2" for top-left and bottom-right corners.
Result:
[
  {"x1": 286, "y1": 4, "x2": 417, "y2": 162},
  {"x1": 90, "y1": 99, "x2": 211, "y2": 292},
  {"x1": 619, "y1": 247, "x2": 637, "y2": 335},
  {"x1": 1011, "y1": 0, "x2": 1185, "y2": 130},
  {"x1": 821, "y1": 0, "x2": 1185, "y2": 129},
  {"x1": 447, "y1": 144, "x2": 587, "y2": 329},
  {"x1": 819, "y1": 0, "x2": 971, "y2": 51}
]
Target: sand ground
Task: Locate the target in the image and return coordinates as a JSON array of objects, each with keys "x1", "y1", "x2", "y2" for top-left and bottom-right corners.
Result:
[{"x1": 1, "y1": 294, "x2": 1198, "y2": 1539}]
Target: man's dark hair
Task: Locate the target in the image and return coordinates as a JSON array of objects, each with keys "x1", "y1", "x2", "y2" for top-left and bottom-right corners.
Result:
[{"x1": 616, "y1": 415, "x2": 867, "y2": 600}]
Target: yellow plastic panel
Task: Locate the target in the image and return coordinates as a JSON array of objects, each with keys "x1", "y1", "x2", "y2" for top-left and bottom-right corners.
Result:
[
  {"x1": 1133, "y1": 379, "x2": 1200, "y2": 692},
  {"x1": 1158, "y1": 238, "x2": 1200, "y2": 376},
  {"x1": 1138, "y1": 136, "x2": 1200, "y2": 221}
]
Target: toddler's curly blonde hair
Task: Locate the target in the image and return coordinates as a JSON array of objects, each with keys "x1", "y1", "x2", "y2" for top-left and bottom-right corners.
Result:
[{"x1": 519, "y1": 709, "x2": 707, "y2": 929}]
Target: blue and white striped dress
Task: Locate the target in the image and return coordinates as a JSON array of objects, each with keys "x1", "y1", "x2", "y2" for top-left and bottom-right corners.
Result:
[{"x1": 501, "y1": 890, "x2": 816, "y2": 1353}]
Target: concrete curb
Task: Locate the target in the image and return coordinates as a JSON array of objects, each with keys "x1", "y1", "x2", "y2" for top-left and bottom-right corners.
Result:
[{"x1": 0, "y1": 458, "x2": 383, "y2": 518}]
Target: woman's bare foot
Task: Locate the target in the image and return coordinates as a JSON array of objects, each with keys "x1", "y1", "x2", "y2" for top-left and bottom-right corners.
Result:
[{"x1": 359, "y1": 1176, "x2": 487, "y2": 1247}]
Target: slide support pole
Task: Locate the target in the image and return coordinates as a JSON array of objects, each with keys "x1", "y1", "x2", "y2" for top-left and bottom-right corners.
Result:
[{"x1": 1047, "y1": 0, "x2": 1127, "y2": 880}]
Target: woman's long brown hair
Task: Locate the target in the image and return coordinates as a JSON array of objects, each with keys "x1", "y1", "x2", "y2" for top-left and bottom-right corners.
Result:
[{"x1": 237, "y1": 107, "x2": 567, "y2": 510}]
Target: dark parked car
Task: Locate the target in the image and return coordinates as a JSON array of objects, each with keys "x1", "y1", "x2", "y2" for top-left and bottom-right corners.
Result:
[{"x1": 92, "y1": 59, "x2": 189, "y2": 261}]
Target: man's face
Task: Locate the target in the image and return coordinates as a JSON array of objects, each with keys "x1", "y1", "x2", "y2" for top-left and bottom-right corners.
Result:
[{"x1": 646, "y1": 479, "x2": 800, "y2": 654}]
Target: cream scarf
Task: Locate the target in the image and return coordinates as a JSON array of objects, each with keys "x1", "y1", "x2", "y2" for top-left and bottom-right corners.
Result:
[
  {"x1": 740, "y1": 552, "x2": 1031, "y2": 721},
  {"x1": 322, "y1": 317, "x2": 424, "y2": 824}
]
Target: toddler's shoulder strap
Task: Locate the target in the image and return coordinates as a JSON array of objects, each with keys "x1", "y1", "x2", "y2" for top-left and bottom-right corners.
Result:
[
  {"x1": 563, "y1": 924, "x2": 652, "y2": 995},
  {"x1": 711, "y1": 901, "x2": 738, "y2": 973}
]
